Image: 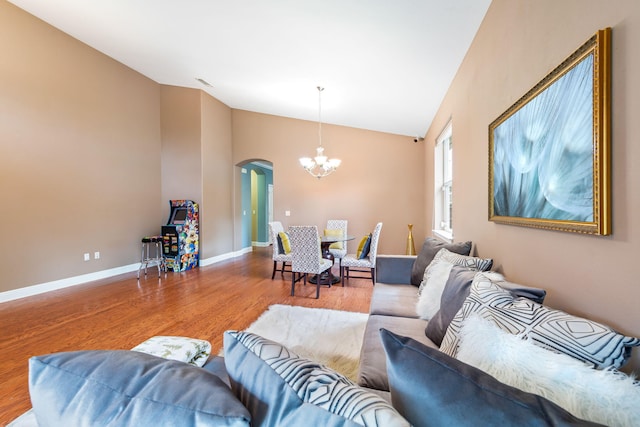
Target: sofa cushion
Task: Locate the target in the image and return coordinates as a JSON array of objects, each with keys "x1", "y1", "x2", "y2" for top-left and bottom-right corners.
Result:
[
  {"x1": 410, "y1": 238, "x2": 471, "y2": 286},
  {"x1": 223, "y1": 330, "x2": 409, "y2": 427},
  {"x1": 369, "y1": 282, "x2": 419, "y2": 318},
  {"x1": 441, "y1": 275, "x2": 640, "y2": 369},
  {"x1": 416, "y1": 248, "x2": 493, "y2": 320},
  {"x1": 29, "y1": 350, "x2": 251, "y2": 427},
  {"x1": 379, "y1": 329, "x2": 601, "y2": 427},
  {"x1": 425, "y1": 268, "x2": 546, "y2": 346},
  {"x1": 457, "y1": 314, "x2": 640, "y2": 427},
  {"x1": 357, "y1": 315, "x2": 435, "y2": 391}
]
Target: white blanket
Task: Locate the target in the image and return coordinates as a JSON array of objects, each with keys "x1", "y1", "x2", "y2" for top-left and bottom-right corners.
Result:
[{"x1": 131, "y1": 335, "x2": 211, "y2": 367}]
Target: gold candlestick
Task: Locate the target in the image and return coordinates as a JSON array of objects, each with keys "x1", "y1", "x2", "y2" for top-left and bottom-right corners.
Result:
[{"x1": 406, "y1": 224, "x2": 416, "y2": 255}]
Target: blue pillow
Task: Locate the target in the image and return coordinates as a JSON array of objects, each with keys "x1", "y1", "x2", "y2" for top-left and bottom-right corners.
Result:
[
  {"x1": 224, "y1": 331, "x2": 408, "y2": 426},
  {"x1": 29, "y1": 350, "x2": 251, "y2": 427},
  {"x1": 379, "y1": 329, "x2": 599, "y2": 427},
  {"x1": 276, "y1": 233, "x2": 285, "y2": 254}
]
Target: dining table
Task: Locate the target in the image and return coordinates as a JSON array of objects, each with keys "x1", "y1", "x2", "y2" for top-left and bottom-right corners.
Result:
[{"x1": 309, "y1": 234, "x2": 355, "y2": 285}]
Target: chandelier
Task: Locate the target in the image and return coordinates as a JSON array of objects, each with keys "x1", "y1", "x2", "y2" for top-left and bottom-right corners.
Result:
[{"x1": 299, "y1": 86, "x2": 341, "y2": 178}]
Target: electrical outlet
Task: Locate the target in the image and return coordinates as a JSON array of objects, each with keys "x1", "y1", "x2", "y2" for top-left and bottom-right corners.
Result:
[
  {"x1": 94, "y1": 251, "x2": 100, "y2": 260},
  {"x1": 285, "y1": 210, "x2": 291, "y2": 216},
  {"x1": 83, "y1": 253, "x2": 90, "y2": 261}
]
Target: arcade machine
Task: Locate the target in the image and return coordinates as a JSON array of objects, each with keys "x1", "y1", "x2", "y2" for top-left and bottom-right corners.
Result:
[{"x1": 162, "y1": 200, "x2": 199, "y2": 272}]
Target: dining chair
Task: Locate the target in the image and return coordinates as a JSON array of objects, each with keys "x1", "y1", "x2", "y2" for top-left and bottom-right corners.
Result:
[
  {"x1": 340, "y1": 222, "x2": 383, "y2": 285},
  {"x1": 288, "y1": 225, "x2": 333, "y2": 299},
  {"x1": 269, "y1": 221, "x2": 292, "y2": 280},
  {"x1": 325, "y1": 219, "x2": 348, "y2": 267}
]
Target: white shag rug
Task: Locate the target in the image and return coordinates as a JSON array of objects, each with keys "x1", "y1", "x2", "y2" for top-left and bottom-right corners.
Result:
[{"x1": 233, "y1": 304, "x2": 369, "y2": 381}]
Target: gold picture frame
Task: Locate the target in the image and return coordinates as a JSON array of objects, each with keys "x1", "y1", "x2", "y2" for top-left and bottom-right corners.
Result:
[{"x1": 488, "y1": 28, "x2": 611, "y2": 235}]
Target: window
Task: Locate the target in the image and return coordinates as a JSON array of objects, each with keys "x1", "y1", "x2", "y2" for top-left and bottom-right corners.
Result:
[{"x1": 434, "y1": 121, "x2": 453, "y2": 241}]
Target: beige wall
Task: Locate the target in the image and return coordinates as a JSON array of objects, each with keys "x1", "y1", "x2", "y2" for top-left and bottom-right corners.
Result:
[
  {"x1": 160, "y1": 86, "x2": 203, "y2": 209},
  {"x1": 425, "y1": 0, "x2": 640, "y2": 372},
  {"x1": 231, "y1": 110, "x2": 426, "y2": 255},
  {"x1": 201, "y1": 92, "x2": 234, "y2": 257},
  {"x1": 0, "y1": 1, "x2": 162, "y2": 291}
]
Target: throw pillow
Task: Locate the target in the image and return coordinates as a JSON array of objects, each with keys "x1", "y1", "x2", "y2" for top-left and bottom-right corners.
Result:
[
  {"x1": 379, "y1": 329, "x2": 598, "y2": 427},
  {"x1": 457, "y1": 314, "x2": 640, "y2": 427},
  {"x1": 356, "y1": 234, "x2": 372, "y2": 259},
  {"x1": 410, "y1": 238, "x2": 471, "y2": 286},
  {"x1": 29, "y1": 350, "x2": 251, "y2": 427},
  {"x1": 440, "y1": 275, "x2": 640, "y2": 369},
  {"x1": 425, "y1": 268, "x2": 546, "y2": 346},
  {"x1": 415, "y1": 248, "x2": 493, "y2": 320},
  {"x1": 324, "y1": 228, "x2": 343, "y2": 250},
  {"x1": 278, "y1": 231, "x2": 291, "y2": 254},
  {"x1": 276, "y1": 234, "x2": 286, "y2": 254},
  {"x1": 223, "y1": 330, "x2": 409, "y2": 427}
]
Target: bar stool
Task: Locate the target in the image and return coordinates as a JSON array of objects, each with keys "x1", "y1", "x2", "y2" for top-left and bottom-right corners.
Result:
[{"x1": 137, "y1": 235, "x2": 164, "y2": 279}]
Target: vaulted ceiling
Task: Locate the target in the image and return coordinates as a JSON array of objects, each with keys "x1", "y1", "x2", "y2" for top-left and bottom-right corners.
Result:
[{"x1": 8, "y1": 0, "x2": 491, "y2": 137}]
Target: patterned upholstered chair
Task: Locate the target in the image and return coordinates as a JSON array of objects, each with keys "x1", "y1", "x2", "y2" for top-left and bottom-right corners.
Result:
[
  {"x1": 288, "y1": 226, "x2": 333, "y2": 299},
  {"x1": 325, "y1": 219, "x2": 348, "y2": 267},
  {"x1": 269, "y1": 221, "x2": 292, "y2": 280},
  {"x1": 340, "y1": 222, "x2": 383, "y2": 285}
]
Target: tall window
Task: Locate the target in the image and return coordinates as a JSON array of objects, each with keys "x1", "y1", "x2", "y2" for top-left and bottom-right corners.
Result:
[{"x1": 434, "y1": 121, "x2": 453, "y2": 241}]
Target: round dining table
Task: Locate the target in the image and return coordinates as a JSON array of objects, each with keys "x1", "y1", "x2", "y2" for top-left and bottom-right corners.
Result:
[{"x1": 309, "y1": 234, "x2": 355, "y2": 285}]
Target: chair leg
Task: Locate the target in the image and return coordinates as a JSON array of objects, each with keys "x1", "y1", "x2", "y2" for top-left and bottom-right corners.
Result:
[
  {"x1": 371, "y1": 268, "x2": 376, "y2": 285},
  {"x1": 281, "y1": 262, "x2": 287, "y2": 277},
  {"x1": 272, "y1": 261, "x2": 277, "y2": 280},
  {"x1": 291, "y1": 273, "x2": 296, "y2": 296},
  {"x1": 340, "y1": 266, "x2": 344, "y2": 283}
]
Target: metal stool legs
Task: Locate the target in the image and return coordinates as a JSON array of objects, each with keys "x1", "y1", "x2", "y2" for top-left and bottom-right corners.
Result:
[{"x1": 137, "y1": 236, "x2": 164, "y2": 279}]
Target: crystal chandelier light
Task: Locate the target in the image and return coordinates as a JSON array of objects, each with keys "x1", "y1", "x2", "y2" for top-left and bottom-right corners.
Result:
[{"x1": 299, "y1": 86, "x2": 341, "y2": 178}]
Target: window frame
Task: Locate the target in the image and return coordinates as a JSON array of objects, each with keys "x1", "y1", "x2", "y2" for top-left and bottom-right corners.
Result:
[{"x1": 433, "y1": 121, "x2": 453, "y2": 242}]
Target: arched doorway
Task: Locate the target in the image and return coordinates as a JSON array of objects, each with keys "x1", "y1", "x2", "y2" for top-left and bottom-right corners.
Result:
[{"x1": 237, "y1": 160, "x2": 273, "y2": 250}]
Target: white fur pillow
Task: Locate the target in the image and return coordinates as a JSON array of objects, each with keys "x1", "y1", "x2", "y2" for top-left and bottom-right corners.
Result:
[
  {"x1": 416, "y1": 248, "x2": 493, "y2": 320},
  {"x1": 415, "y1": 259, "x2": 454, "y2": 319},
  {"x1": 457, "y1": 314, "x2": 640, "y2": 427}
]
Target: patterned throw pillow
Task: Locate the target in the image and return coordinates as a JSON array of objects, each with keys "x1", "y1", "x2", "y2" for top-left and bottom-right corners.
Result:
[
  {"x1": 223, "y1": 331, "x2": 409, "y2": 427},
  {"x1": 415, "y1": 248, "x2": 493, "y2": 320},
  {"x1": 441, "y1": 274, "x2": 640, "y2": 369}
]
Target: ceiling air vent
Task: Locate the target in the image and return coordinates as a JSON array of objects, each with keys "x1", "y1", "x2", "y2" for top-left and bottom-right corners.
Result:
[{"x1": 195, "y1": 78, "x2": 213, "y2": 87}]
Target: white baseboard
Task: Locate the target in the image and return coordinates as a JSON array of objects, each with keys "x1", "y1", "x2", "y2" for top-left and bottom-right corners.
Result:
[
  {"x1": 199, "y1": 246, "x2": 253, "y2": 266},
  {"x1": 252, "y1": 241, "x2": 270, "y2": 248},
  {"x1": 0, "y1": 263, "x2": 139, "y2": 304},
  {"x1": 0, "y1": 247, "x2": 254, "y2": 304}
]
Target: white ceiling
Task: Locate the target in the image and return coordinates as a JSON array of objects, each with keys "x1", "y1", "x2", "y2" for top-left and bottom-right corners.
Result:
[{"x1": 8, "y1": 0, "x2": 491, "y2": 137}]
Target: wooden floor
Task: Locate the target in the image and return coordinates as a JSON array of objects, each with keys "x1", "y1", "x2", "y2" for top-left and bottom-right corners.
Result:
[{"x1": 0, "y1": 246, "x2": 373, "y2": 424}]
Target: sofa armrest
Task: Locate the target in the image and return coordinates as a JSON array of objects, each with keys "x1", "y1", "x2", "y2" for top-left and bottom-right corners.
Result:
[{"x1": 376, "y1": 255, "x2": 416, "y2": 285}]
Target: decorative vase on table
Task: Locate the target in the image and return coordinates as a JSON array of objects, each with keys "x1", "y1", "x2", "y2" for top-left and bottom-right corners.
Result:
[{"x1": 406, "y1": 224, "x2": 416, "y2": 255}]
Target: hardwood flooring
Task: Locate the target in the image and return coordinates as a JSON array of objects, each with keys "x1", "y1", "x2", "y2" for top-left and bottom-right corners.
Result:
[{"x1": 0, "y1": 246, "x2": 373, "y2": 424}]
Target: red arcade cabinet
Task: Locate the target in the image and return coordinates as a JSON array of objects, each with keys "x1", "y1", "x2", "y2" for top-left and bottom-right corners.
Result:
[{"x1": 162, "y1": 200, "x2": 199, "y2": 272}]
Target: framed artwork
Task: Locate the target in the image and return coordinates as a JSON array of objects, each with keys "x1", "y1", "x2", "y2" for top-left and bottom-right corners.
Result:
[{"x1": 488, "y1": 28, "x2": 611, "y2": 235}]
